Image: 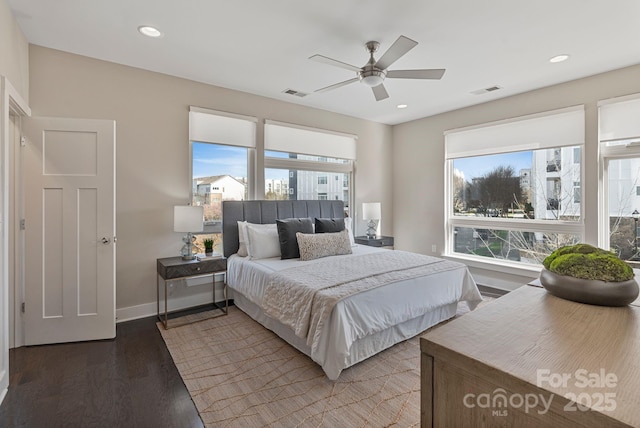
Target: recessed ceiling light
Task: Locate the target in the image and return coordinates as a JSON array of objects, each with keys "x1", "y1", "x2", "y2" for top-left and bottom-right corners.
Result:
[
  {"x1": 138, "y1": 26, "x2": 162, "y2": 38},
  {"x1": 397, "y1": 104, "x2": 408, "y2": 109},
  {"x1": 549, "y1": 54, "x2": 569, "y2": 63}
]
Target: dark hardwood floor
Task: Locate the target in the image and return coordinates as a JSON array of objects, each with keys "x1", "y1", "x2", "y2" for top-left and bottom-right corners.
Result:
[{"x1": 0, "y1": 316, "x2": 203, "y2": 428}]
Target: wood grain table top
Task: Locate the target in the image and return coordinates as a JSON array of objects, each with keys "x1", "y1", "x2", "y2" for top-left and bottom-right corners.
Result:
[{"x1": 421, "y1": 285, "x2": 640, "y2": 427}]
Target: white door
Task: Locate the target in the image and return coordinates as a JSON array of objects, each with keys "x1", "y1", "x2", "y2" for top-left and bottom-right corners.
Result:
[{"x1": 23, "y1": 117, "x2": 115, "y2": 345}]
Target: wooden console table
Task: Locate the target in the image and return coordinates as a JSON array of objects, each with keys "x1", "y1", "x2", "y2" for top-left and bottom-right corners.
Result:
[{"x1": 420, "y1": 285, "x2": 640, "y2": 427}]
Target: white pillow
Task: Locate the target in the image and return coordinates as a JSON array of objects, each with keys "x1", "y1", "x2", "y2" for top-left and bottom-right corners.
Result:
[
  {"x1": 344, "y1": 217, "x2": 356, "y2": 247},
  {"x1": 245, "y1": 222, "x2": 281, "y2": 259},
  {"x1": 237, "y1": 221, "x2": 248, "y2": 257}
]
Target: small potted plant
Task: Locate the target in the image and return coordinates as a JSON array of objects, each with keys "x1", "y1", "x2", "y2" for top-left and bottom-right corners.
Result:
[
  {"x1": 540, "y1": 243, "x2": 639, "y2": 306},
  {"x1": 203, "y1": 238, "x2": 214, "y2": 255}
]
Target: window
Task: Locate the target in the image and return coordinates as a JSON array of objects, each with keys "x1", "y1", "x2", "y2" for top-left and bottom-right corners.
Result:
[
  {"x1": 446, "y1": 107, "x2": 585, "y2": 267},
  {"x1": 264, "y1": 121, "x2": 355, "y2": 214},
  {"x1": 188, "y1": 112, "x2": 359, "y2": 249},
  {"x1": 599, "y1": 94, "x2": 640, "y2": 262},
  {"x1": 189, "y1": 107, "x2": 256, "y2": 251}
]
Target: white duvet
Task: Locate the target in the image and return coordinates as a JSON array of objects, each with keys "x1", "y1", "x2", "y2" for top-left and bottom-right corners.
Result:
[{"x1": 227, "y1": 245, "x2": 482, "y2": 379}]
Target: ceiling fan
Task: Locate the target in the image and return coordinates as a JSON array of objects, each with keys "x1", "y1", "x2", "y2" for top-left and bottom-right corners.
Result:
[{"x1": 309, "y1": 35, "x2": 445, "y2": 101}]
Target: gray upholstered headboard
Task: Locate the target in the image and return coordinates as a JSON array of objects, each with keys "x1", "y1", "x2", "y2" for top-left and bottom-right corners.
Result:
[{"x1": 222, "y1": 200, "x2": 345, "y2": 257}]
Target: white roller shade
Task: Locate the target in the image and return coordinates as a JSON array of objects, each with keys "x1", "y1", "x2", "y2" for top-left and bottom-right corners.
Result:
[
  {"x1": 265, "y1": 121, "x2": 357, "y2": 160},
  {"x1": 189, "y1": 107, "x2": 256, "y2": 148},
  {"x1": 599, "y1": 95, "x2": 640, "y2": 142},
  {"x1": 445, "y1": 106, "x2": 584, "y2": 159}
]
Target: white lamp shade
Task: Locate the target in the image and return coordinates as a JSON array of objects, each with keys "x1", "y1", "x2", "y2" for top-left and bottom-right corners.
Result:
[
  {"x1": 362, "y1": 202, "x2": 381, "y2": 220},
  {"x1": 174, "y1": 206, "x2": 204, "y2": 233}
]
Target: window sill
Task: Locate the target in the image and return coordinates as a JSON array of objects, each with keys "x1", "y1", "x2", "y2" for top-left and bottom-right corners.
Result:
[{"x1": 442, "y1": 252, "x2": 541, "y2": 279}]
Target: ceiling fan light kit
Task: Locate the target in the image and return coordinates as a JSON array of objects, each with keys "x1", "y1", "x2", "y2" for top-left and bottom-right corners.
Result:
[
  {"x1": 310, "y1": 35, "x2": 445, "y2": 101},
  {"x1": 359, "y1": 68, "x2": 386, "y2": 87}
]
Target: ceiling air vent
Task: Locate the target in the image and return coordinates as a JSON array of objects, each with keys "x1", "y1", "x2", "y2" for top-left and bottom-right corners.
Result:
[
  {"x1": 470, "y1": 85, "x2": 503, "y2": 95},
  {"x1": 282, "y1": 88, "x2": 308, "y2": 98}
]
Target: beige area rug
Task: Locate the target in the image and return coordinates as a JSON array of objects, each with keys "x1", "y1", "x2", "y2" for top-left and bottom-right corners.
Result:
[{"x1": 159, "y1": 298, "x2": 494, "y2": 428}]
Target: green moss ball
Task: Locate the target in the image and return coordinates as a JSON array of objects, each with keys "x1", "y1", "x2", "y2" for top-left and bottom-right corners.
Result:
[{"x1": 543, "y1": 244, "x2": 634, "y2": 282}]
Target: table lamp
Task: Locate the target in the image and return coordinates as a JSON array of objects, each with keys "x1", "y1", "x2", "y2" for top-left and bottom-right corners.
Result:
[
  {"x1": 362, "y1": 202, "x2": 381, "y2": 239},
  {"x1": 174, "y1": 205, "x2": 204, "y2": 260}
]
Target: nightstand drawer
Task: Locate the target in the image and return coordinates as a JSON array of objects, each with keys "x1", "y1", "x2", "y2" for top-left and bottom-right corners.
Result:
[
  {"x1": 354, "y1": 236, "x2": 394, "y2": 248},
  {"x1": 157, "y1": 257, "x2": 227, "y2": 280}
]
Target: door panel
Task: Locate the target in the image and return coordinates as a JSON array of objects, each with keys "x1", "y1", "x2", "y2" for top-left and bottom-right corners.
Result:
[{"x1": 23, "y1": 117, "x2": 115, "y2": 345}]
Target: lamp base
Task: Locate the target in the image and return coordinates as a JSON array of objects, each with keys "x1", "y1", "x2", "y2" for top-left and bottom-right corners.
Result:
[
  {"x1": 366, "y1": 219, "x2": 379, "y2": 239},
  {"x1": 179, "y1": 232, "x2": 198, "y2": 261}
]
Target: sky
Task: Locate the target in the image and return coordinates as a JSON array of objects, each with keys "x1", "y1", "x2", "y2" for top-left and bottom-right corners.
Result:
[
  {"x1": 454, "y1": 151, "x2": 532, "y2": 180},
  {"x1": 192, "y1": 143, "x2": 247, "y2": 178},
  {"x1": 193, "y1": 143, "x2": 314, "y2": 180},
  {"x1": 194, "y1": 142, "x2": 533, "y2": 182}
]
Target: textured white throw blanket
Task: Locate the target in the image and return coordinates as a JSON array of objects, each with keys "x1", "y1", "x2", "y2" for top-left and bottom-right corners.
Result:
[{"x1": 262, "y1": 250, "x2": 466, "y2": 352}]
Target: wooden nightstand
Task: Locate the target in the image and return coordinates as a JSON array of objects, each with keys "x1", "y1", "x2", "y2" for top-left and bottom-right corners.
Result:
[
  {"x1": 156, "y1": 256, "x2": 228, "y2": 329},
  {"x1": 354, "y1": 235, "x2": 394, "y2": 249}
]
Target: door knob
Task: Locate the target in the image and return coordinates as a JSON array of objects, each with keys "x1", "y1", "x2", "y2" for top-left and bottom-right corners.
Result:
[{"x1": 101, "y1": 237, "x2": 111, "y2": 244}]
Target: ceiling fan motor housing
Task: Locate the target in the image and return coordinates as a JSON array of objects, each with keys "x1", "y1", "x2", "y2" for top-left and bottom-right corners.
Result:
[{"x1": 359, "y1": 41, "x2": 386, "y2": 87}]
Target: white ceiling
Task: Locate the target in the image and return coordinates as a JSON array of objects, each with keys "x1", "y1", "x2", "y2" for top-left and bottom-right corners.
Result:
[{"x1": 8, "y1": 0, "x2": 640, "y2": 125}]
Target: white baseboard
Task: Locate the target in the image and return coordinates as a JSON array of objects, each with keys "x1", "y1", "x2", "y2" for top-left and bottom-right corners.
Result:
[
  {"x1": 0, "y1": 386, "x2": 7, "y2": 406},
  {"x1": 116, "y1": 279, "x2": 227, "y2": 324},
  {"x1": 116, "y1": 302, "x2": 157, "y2": 323}
]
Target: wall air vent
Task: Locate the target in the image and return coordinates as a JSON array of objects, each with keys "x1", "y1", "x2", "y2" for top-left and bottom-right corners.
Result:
[
  {"x1": 282, "y1": 88, "x2": 309, "y2": 98},
  {"x1": 470, "y1": 85, "x2": 503, "y2": 95}
]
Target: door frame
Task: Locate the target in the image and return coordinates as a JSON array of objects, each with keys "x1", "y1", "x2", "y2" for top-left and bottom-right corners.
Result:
[{"x1": 0, "y1": 76, "x2": 30, "y2": 404}]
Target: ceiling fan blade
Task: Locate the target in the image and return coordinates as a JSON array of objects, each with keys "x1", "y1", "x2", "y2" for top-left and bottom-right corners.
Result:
[
  {"x1": 315, "y1": 77, "x2": 359, "y2": 93},
  {"x1": 387, "y1": 69, "x2": 446, "y2": 80},
  {"x1": 372, "y1": 84, "x2": 389, "y2": 101},
  {"x1": 374, "y1": 35, "x2": 418, "y2": 70},
  {"x1": 309, "y1": 54, "x2": 361, "y2": 72}
]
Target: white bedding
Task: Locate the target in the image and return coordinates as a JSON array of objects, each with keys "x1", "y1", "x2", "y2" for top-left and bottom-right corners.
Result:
[{"x1": 227, "y1": 245, "x2": 482, "y2": 379}]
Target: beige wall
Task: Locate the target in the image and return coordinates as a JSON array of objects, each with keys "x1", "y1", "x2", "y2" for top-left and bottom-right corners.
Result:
[
  {"x1": 28, "y1": 45, "x2": 393, "y2": 313},
  {"x1": 393, "y1": 63, "x2": 640, "y2": 289},
  {"x1": 0, "y1": 0, "x2": 28, "y2": 99}
]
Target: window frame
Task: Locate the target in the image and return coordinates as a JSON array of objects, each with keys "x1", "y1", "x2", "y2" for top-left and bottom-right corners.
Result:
[
  {"x1": 189, "y1": 111, "x2": 358, "y2": 225},
  {"x1": 598, "y1": 92, "x2": 640, "y2": 251},
  {"x1": 444, "y1": 107, "x2": 585, "y2": 269}
]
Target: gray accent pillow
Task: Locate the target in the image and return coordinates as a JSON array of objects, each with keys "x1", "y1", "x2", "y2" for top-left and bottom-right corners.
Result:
[
  {"x1": 276, "y1": 217, "x2": 314, "y2": 259},
  {"x1": 314, "y1": 217, "x2": 345, "y2": 234},
  {"x1": 296, "y1": 229, "x2": 352, "y2": 261}
]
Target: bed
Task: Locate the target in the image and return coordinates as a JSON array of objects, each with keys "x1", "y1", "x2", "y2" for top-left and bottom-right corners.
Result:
[{"x1": 222, "y1": 200, "x2": 482, "y2": 380}]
